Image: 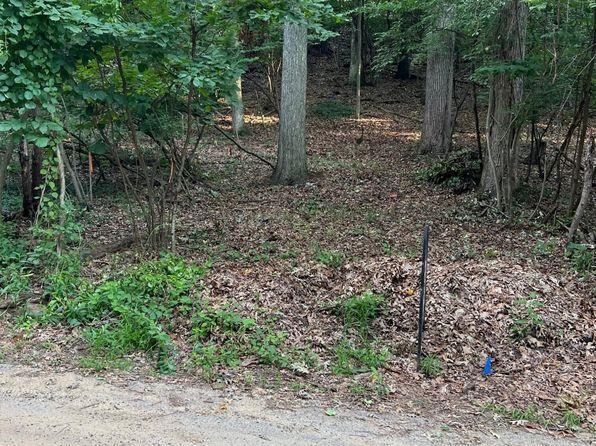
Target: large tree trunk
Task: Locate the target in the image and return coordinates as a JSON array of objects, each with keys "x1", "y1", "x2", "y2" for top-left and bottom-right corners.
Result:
[
  {"x1": 271, "y1": 21, "x2": 308, "y2": 186},
  {"x1": 421, "y1": 7, "x2": 456, "y2": 155},
  {"x1": 481, "y1": 0, "x2": 528, "y2": 211},
  {"x1": 231, "y1": 75, "x2": 245, "y2": 136}
]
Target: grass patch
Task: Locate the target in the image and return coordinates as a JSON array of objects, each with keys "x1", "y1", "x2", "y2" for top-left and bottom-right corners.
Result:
[
  {"x1": 312, "y1": 100, "x2": 354, "y2": 119},
  {"x1": 332, "y1": 339, "x2": 389, "y2": 375},
  {"x1": 315, "y1": 248, "x2": 344, "y2": 268},
  {"x1": 343, "y1": 292, "x2": 385, "y2": 336},
  {"x1": 419, "y1": 354, "x2": 442, "y2": 377}
]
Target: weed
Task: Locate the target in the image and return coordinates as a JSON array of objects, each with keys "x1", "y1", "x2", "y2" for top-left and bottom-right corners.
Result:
[
  {"x1": 562, "y1": 410, "x2": 582, "y2": 429},
  {"x1": 80, "y1": 355, "x2": 133, "y2": 372},
  {"x1": 484, "y1": 248, "x2": 499, "y2": 259},
  {"x1": 315, "y1": 249, "x2": 344, "y2": 268},
  {"x1": 511, "y1": 294, "x2": 544, "y2": 340},
  {"x1": 419, "y1": 354, "x2": 442, "y2": 377},
  {"x1": 333, "y1": 339, "x2": 389, "y2": 375},
  {"x1": 312, "y1": 100, "x2": 353, "y2": 119},
  {"x1": 533, "y1": 239, "x2": 556, "y2": 257},
  {"x1": 382, "y1": 241, "x2": 394, "y2": 256},
  {"x1": 191, "y1": 305, "x2": 290, "y2": 378},
  {"x1": 280, "y1": 249, "x2": 299, "y2": 260},
  {"x1": 40, "y1": 254, "x2": 205, "y2": 373},
  {"x1": 565, "y1": 243, "x2": 594, "y2": 276},
  {"x1": 343, "y1": 292, "x2": 385, "y2": 336},
  {"x1": 484, "y1": 403, "x2": 550, "y2": 427}
]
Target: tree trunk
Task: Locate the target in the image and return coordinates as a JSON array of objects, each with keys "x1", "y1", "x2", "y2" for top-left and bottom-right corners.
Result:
[
  {"x1": 231, "y1": 75, "x2": 245, "y2": 136},
  {"x1": 568, "y1": 134, "x2": 595, "y2": 242},
  {"x1": 348, "y1": 1, "x2": 360, "y2": 86},
  {"x1": 271, "y1": 21, "x2": 308, "y2": 186},
  {"x1": 31, "y1": 144, "x2": 43, "y2": 213},
  {"x1": 355, "y1": 1, "x2": 363, "y2": 119},
  {"x1": 481, "y1": 0, "x2": 528, "y2": 211},
  {"x1": 568, "y1": 9, "x2": 595, "y2": 212},
  {"x1": 0, "y1": 141, "x2": 15, "y2": 212},
  {"x1": 421, "y1": 6, "x2": 455, "y2": 155},
  {"x1": 19, "y1": 139, "x2": 34, "y2": 218}
]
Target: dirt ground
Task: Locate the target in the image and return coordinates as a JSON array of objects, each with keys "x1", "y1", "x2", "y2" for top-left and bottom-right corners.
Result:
[{"x1": 1, "y1": 363, "x2": 593, "y2": 446}]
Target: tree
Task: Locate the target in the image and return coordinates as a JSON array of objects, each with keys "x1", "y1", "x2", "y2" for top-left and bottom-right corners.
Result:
[
  {"x1": 272, "y1": 20, "x2": 309, "y2": 185},
  {"x1": 421, "y1": 5, "x2": 455, "y2": 155},
  {"x1": 480, "y1": 0, "x2": 528, "y2": 211},
  {"x1": 231, "y1": 75, "x2": 245, "y2": 136},
  {"x1": 348, "y1": 0, "x2": 361, "y2": 86}
]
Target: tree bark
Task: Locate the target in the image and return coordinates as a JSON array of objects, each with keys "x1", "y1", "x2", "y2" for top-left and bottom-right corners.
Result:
[
  {"x1": 355, "y1": 0, "x2": 363, "y2": 119},
  {"x1": 568, "y1": 9, "x2": 595, "y2": 212},
  {"x1": 349, "y1": 8, "x2": 359, "y2": 86},
  {"x1": 231, "y1": 75, "x2": 245, "y2": 136},
  {"x1": 421, "y1": 6, "x2": 455, "y2": 155},
  {"x1": 568, "y1": 134, "x2": 595, "y2": 242},
  {"x1": 19, "y1": 139, "x2": 34, "y2": 218},
  {"x1": 481, "y1": 0, "x2": 528, "y2": 211},
  {"x1": 0, "y1": 141, "x2": 15, "y2": 212},
  {"x1": 271, "y1": 21, "x2": 308, "y2": 186}
]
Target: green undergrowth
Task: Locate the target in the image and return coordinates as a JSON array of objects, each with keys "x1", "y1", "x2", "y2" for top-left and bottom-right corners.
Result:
[
  {"x1": 332, "y1": 292, "x2": 390, "y2": 376},
  {"x1": 417, "y1": 149, "x2": 481, "y2": 194},
  {"x1": 14, "y1": 251, "x2": 302, "y2": 376},
  {"x1": 484, "y1": 403, "x2": 589, "y2": 431},
  {"x1": 40, "y1": 254, "x2": 205, "y2": 373}
]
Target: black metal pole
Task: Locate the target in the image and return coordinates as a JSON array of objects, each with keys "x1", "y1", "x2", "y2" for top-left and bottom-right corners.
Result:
[{"x1": 417, "y1": 225, "x2": 430, "y2": 370}]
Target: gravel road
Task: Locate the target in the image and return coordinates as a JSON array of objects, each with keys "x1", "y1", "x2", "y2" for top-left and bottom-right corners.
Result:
[{"x1": 0, "y1": 364, "x2": 592, "y2": 446}]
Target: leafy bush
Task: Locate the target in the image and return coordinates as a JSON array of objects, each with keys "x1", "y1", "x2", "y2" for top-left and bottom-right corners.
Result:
[
  {"x1": 417, "y1": 149, "x2": 481, "y2": 193},
  {"x1": 312, "y1": 100, "x2": 354, "y2": 118}
]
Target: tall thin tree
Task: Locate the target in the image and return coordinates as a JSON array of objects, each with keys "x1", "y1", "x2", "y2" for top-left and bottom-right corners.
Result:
[{"x1": 271, "y1": 20, "x2": 308, "y2": 185}]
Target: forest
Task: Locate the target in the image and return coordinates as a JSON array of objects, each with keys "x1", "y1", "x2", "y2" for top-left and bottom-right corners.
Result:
[{"x1": 0, "y1": 0, "x2": 594, "y2": 442}]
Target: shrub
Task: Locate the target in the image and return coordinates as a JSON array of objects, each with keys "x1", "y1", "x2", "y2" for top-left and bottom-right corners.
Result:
[{"x1": 417, "y1": 149, "x2": 481, "y2": 193}]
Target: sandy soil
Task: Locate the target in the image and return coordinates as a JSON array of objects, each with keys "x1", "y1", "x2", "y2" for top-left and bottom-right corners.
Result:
[{"x1": 0, "y1": 364, "x2": 592, "y2": 446}]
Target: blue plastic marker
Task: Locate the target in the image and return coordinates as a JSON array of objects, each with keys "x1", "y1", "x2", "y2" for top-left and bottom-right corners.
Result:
[{"x1": 483, "y1": 356, "x2": 493, "y2": 376}]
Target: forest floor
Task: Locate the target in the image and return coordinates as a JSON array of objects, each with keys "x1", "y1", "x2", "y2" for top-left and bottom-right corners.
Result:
[{"x1": 0, "y1": 55, "x2": 595, "y2": 443}]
